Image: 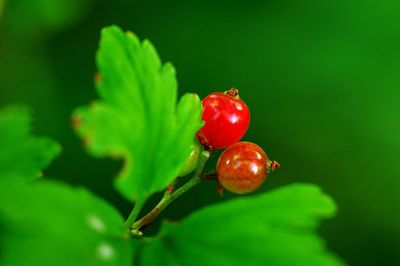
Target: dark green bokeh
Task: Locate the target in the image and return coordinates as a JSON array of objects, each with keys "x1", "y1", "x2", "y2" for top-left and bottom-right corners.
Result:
[{"x1": 1, "y1": 0, "x2": 399, "y2": 265}]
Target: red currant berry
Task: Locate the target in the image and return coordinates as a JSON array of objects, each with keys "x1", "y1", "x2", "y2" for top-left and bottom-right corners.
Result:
[
  {"x1": 216, "y1": 142, "x2": 280, "y2": 194},
  {"x1": 197, "y1": 88, "x2": 250, "y2": 149}
]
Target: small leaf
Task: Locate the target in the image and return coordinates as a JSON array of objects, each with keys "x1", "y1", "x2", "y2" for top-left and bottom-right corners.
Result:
[
  {"x1": 0, "y1": 179, "x2": 133, "y2": 265},
  {"x1": 0, "y1": 106, "x2": 61, "y2": 180},
  {"x1": 137, "y1": 183, "x2": 345, "y2": 266},
  {"x1": 73, "y1": 25, "x2": 203, "y2": 203}
]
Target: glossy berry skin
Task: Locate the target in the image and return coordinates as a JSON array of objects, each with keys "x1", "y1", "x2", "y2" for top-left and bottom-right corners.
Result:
[
  {"x1": 217, "y1": 142, "x2": 268, "y2": 194},
  {"x1": 197, "y1": 89, "x2": 250, "y2": 149}
]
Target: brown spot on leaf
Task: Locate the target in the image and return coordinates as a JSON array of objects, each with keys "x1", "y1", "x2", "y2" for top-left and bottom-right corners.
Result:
[
  {"x1": 81, "y1": 135, "x2": 91, "y2": 146},
  {"x1": 71, "y1": 115, "x2": 82, "y2": 128},
  {"x1": 94, "y1": 72, "x2": 101, "y2": 86}
]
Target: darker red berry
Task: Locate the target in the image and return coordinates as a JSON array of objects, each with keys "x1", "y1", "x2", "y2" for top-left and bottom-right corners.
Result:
[
  {"x1": 197, "y1": 88, "x2": 250, "y2": 149},
  {"x1": 216, "y1": 142, "x2": 279, "y2": 194}
]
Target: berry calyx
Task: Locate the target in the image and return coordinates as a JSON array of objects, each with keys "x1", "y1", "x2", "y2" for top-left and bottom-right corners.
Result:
[
  {"x1": 225, "y1": 88, "x2": 239, "y2": 97},
  {"x1": 197, "y1": 88, "x2": 250, "y2": 149},
  {"x1": 216, "y1": 142, "x2": 279, "y2": 194},
  {"x1": 179, "y1": 139, "x2": 203, "y2": 177}
]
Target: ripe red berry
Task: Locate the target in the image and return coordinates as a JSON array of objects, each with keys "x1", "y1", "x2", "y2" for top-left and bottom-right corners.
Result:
[
  {"x1": 216, "y1": 142, "x2": 280, "y2": 194},
  {"x1": 197, "y1": 88, "x2": 250, "y2": 149}
]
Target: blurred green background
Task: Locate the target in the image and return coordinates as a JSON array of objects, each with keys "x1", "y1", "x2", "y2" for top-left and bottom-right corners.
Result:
[{"x1": 1, "y1": 0, "x2": 399, "y2": 265}]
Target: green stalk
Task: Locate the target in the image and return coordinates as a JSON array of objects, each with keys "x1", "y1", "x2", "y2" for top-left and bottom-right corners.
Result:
[
  {"x1": 124, "y1": 200, "x2": 145, "y2": 228},
  {"x1": 131, "y1": 150, "x2": 211, "y2": 231}
]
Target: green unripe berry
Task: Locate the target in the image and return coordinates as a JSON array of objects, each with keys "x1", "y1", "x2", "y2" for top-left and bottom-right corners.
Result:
[{"x1": 179, "y1": 139, "x2": 203, "y2": 176}]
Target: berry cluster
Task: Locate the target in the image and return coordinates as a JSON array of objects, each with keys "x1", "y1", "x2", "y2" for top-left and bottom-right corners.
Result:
[{"x1": 183, "y1": 88, "x2": 280, "y2": 194}]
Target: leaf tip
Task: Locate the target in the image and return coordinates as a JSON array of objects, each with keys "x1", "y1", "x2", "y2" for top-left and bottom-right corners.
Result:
[
  {"x1": 297, "y1": 183, "x2": 339, "y2": 218},
  {"x1": 53, "y1": 141, "x2": 63, "y2": 158},
  {"x1": 101, "y1": 24, "x2": 123, "y2": 36}
]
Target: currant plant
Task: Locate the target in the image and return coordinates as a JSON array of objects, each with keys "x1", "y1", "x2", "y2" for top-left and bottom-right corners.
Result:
[
  {"x1": 0, "y1": 107, "x2": 133, "y2": 265},
  {"x1": 0, "y1": 25, "x2": 345, "y2": 266}
]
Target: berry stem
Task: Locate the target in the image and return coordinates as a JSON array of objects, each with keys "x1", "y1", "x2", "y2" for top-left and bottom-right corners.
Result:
[
  {"x1": 124, "y1": 199, "x2": 145, "y2": 228},
  {"x1": 131, "y1": 150, "x2": 211, "y2": 232}
]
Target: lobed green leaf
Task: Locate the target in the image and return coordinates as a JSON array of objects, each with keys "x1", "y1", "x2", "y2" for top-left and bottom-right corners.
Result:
[
  {"x1": 0, "y1": 106, "x2": 61, "y2": 181},
  {"x1": 137, "y1": 183, "x2": 345, "y2": 266},
  {"x1": 0, "y1": 179, "x2": 133, "y2": 265},
  {"x1": 73, "y1": 25, "x2": 203, "y2": 203}
]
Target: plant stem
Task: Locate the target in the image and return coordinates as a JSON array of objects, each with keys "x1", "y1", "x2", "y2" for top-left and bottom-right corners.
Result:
[
  {"x1": 124, "y1": 200, "x2": 144, "y2": 228},
  {"x1": 131, "y1": 150, "x2": 211, "y2": 231}
]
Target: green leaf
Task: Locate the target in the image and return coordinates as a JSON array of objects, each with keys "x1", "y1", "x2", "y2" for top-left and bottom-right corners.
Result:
[
  {"x1": 137, "y1": 184, "x2": 345, "y2": 266},
  {"x1": 0, "y1": 106, "x2": 61, "y2": 180},
  {"x1": 0, "y1": 179, "x2": 133, "y2": 265},
  {"x1": 73, "y1": 25, "x2": 203, "y2": 203}
]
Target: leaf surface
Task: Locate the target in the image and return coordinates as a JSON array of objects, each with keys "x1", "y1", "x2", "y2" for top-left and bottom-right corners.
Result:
[
  {"x1": 73, "y1": 25, "x2": 203, "y2": 202},
  {"x1": 0, "y1": 106, "x2": 61, "y2": 180},
  {"x1": 138, "y1": 184, "x2": 345, "y2": 266},
  {"x1": 0, "y1": 179, "x2": 133, "y2": 265}
]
